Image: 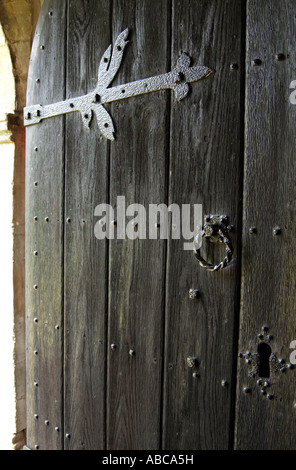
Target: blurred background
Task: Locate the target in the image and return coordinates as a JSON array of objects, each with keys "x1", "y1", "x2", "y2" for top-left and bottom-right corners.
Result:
[
  {"x1": 0, "y1": 23, "x2": 15, "y2": 451},
  {"x1": 0, "y1": 0, "x2": 43, "y2": 450}
]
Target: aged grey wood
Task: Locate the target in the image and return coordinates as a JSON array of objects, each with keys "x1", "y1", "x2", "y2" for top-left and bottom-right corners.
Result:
[
  {"x1": 235, "y1": 0, "x2": 296, "y2": 450},
  {"x1": 162, "y1": 0, "x2": 244, "y2": 449},
  {"x1": 25, "y1": 0, "x2": 66, "y2": 450},
  {"x1": 106, "y1": 0, "x2": 170, "y2": 450},
  {"x1": 25, "y1": 0, "x2": 296, "y2": 452},
  {"x1": 63, "y1": 0, "x2": 111, "y2": 450}
]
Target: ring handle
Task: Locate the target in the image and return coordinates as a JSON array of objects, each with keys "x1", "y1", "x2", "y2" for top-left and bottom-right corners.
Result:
[{"x1": 193, "y1": 215, "x2": 233, "y2": 272}]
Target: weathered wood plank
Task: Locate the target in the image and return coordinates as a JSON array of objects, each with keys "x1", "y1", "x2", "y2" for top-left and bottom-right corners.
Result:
[
  {"x1": 235, "y1": 0, "x2": 296, "y2": 450},
  {"x1": 63, "y1": 0, "x2": 111, "y2": 450},
  {"x1": 106, "y1": 0, "x2": 170, "y2": 450},
  {"x1": 25, "y1": 0, "x2": 67, "y2": 451},
  {"x1": 162, "y1": 0, "x2": 244, "y2": 449}
]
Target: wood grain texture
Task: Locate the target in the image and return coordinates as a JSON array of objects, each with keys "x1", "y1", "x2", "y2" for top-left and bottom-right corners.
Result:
[
  {"x1": 25, "y1": 0, "x2": 296, "y2": 451},
  {"x1": 25, "y1": 0, "x2": 67, "y2": 450},
  {"x1": 63, "y1": 0, "x2": 111, "y2": 450},
  {"x1": 235, "y1": 0, "x2": 296, "y2": 450},
  {"x1": 106, "y1": 0, "x2": 170, "y2": 450},
  {"x1": 162, "y1": 0, "x2": 244, "y2": 450}
]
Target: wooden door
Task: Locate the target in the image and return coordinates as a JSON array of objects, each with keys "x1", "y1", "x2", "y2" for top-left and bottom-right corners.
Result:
[{"x1": 25, "y1": 0, "x2": 296, "y2": 450}]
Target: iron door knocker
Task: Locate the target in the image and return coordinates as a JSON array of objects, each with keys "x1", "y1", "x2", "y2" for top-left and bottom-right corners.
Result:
[{"x1": 193, "y1": 215, "x2": 233, "y2": 272}]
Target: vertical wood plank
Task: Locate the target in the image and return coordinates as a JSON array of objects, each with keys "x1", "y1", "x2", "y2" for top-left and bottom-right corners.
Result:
[
  {"x1": 107, "y1": 0, "x2": 170, "y2": 450},
  {"x1": 162, "y1": 0, "x2": 244, "y2": 449},
  {"x1": 235, "y1": 0, "x2": 296, "y2": 450},
  {"x1": 63, "y1": 0, "x2": 111, "y2": 450},
  {"x1": 25, "y1": 0, "x2": 67, "y2": 451}
]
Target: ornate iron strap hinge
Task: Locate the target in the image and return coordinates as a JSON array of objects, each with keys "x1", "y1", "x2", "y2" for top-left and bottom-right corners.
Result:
[{"x1": 24, "y1": 28, "x2": 213, "y2": 140}]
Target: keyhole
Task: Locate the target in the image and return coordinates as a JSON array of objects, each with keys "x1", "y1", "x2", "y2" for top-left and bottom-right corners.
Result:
[{"x1": 258, "y1": 342, "x2": 272, "y2": 378}]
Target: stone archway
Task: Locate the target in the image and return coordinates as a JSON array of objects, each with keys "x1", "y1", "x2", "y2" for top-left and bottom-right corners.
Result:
[{"x1": 0, "y1": 0, "x2": 43, "y2": 450}]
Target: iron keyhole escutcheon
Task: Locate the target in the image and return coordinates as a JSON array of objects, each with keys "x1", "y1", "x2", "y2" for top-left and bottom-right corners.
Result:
[{"x1": 258, "y1": 342, "x2": 272, "y2": 378}]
